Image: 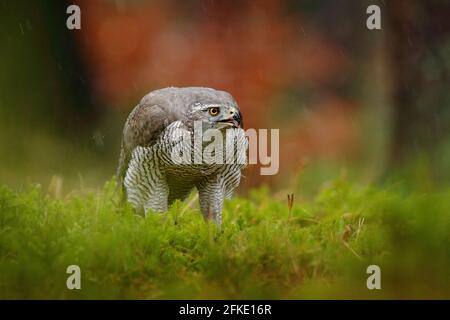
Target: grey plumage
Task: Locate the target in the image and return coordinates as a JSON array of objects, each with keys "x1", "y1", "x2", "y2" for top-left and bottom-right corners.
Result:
[{"x1": 117, "y1": 87, "x2": 247, "y2": 225}]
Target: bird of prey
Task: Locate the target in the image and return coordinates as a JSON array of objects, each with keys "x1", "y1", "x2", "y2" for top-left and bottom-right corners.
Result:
[{"x1": 117, "y1": 87, "x2": 247, "y2": 225}]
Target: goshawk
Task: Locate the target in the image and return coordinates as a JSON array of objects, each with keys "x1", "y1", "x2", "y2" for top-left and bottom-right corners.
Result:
[{"x1": 117, "y1": 87, "x2": 246, "y2": 225}]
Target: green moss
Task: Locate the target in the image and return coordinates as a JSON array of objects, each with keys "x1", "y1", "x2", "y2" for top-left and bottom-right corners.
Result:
[{"x1": 1, "y1": 177, "x2": 449, "y2": 299}]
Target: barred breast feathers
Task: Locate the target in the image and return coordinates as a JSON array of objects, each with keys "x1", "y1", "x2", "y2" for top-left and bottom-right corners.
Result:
[{"x1": 124, "y1": 119, "x2": 246, "y2": 214}]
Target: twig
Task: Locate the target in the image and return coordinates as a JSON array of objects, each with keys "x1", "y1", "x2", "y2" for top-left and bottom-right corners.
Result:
[
  {"x1": 342, "y1": 241, "x2": 363, "y2": 261},
  {"x1": 287, "y1": 193, "x2": 294, "y2": 220},
  {"x1": 180, "y1": 193, "x2": 199, "y2": 216}
]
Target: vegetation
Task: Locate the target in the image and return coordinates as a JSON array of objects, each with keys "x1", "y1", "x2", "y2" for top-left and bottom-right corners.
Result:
[{"x1": 1, "y1": 175, "x2": 449, "y2": 299}]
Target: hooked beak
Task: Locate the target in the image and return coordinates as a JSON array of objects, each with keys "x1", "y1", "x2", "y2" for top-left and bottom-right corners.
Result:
[{"x1": 218, "y1": 109, "x2": 242, "y2": 128}]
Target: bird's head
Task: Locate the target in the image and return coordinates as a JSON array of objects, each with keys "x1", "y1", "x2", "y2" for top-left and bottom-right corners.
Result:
[{"x1": 186, "y1": 102, "x2": 243, "y2": 130}]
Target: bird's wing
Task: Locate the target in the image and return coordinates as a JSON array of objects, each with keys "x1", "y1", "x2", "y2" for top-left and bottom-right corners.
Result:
[{"x1": 117, "y1": 101, "x2": 177, "y2": 183}]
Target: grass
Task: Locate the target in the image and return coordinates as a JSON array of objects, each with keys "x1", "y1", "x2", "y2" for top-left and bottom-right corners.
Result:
[{"x1": 1, "y1": 175, "x2": 450, "y2": 299}]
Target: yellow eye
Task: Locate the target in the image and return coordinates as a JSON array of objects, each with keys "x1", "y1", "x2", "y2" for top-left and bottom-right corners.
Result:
[{"x1": 209, "y1": 107, "x2": 220, "y2": 116}]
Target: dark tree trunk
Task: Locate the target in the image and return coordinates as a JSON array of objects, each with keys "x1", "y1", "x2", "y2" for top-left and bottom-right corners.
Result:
[
  {"x1": 0, "y1": 0, "x2": 99, "y2": 134},
  {"x1": 386, "y1": 0, "x2": 450, "y2": 163}
]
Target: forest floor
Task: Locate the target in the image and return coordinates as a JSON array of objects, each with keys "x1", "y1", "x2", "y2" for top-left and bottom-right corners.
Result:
[{"x1": 1, "y1": 176, "x2": 450, "y2": 299}]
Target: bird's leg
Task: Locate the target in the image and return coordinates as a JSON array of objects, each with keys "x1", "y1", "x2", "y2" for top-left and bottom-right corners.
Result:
[
  {"x1": 143, "y1": 178, "x2": 169, "y2": 216},
  {"x1": 123, "y1": 146, "x2": 170, "y2": 216},
  {"x1": 197, "y1": 177, "x2": 224, "y2": 226}
]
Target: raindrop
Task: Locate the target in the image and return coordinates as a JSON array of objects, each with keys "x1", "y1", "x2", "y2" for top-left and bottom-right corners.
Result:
[{"x1": 92, "y1": 130, "x2": 105, "y2": 148}]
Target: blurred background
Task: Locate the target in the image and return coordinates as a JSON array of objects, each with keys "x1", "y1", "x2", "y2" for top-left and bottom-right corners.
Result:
[{"x1": 1, "y1": 0, "x2": 449, "y2": 195}]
